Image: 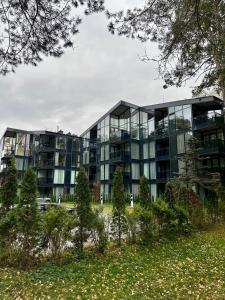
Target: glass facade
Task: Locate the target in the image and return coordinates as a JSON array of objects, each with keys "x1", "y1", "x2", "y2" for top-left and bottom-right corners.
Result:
[{"x1": 0, "y1": 96, "x2": 224, "y2": 201}]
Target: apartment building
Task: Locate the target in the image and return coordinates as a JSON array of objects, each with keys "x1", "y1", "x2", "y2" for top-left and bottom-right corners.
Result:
[
  {"x1": 0, "y1": 128, "x2": 81, "y2": 199},
  {"x1": 81, "y1": 96, "x2": 225, "y2": 200},
  {"x1": 0, "y1": 96, "x2": 224, "y2": 200}
]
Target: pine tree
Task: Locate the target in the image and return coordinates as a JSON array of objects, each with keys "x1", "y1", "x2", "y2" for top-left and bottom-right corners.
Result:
[
  {"x1": 111, "y1": 166, "x2": 127, "y2": 246},
  {"x1": 16, "y1": 167, "x2": 40, "y2": 266},
  {"x1": 179, "y1": 137, "x2": 221, "y2": 192},
  {"x1": 108, "y1": 0, "x2": 225, "y2": 99},
  {"x1": 139, "y1": 176, "x2": 151, "y2": 209},
  {"x1": 0, "y1": 157, "x2": 18, "y2": 215},
  {"x1": 74, "y1": 167, "x2": 92, "y2": 254}
]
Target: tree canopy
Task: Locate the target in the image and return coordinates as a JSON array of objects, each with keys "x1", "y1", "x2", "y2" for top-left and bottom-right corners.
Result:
[
  {"x1": 108, "y1": 0, "x2": 225, "y2": 98},
  {"x1": 1, "y1": 0, "x2": 225, "y2": 99},
  {"x1": 0, "y1": 0, "x2": 104, "y2": 75}
]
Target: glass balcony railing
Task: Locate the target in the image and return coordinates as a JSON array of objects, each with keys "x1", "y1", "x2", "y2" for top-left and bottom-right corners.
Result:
[
  {"x1": 1, "y1": 149, "x2": 15, "y2": 159},
  {"x1": 199, "y1": 140, "x2": 225, "y2": 155},
  {"x1": 89, "y1": 141, "x2": 99, "y2": 148},
  {"x1": 157, "y1": 170, "x2": 170, "y2": 180},
  {"x1": 110, "y1": 151, "x2": 130, "y2": 162},
  {"x1": 37, "y1": 178, "x2": 53, "y2": 186},
  {"x1": 156, "y1": 148, "x2": 169, "y2": 158},
  {"x1": 39, "y1": 143, "x2": 55, "y2": 152},
  {"x1": 155, "y1": 127, "x2": 168, "y2": 139},
  {"x1": 193, "y1": 113, "x2": 224, "y2": 130},
  {"x1": 110, "y1": 130, "x2": 130, "y2": 142},
  {"x1": 37, "y1": 159, "x2": 54, "y2": 168},
  {"x1": 90, "y1": 157, "x2": 98, "y2": 164},
  {"x1": 110, "y1": 171, "x2": 131, "y2": 181}
]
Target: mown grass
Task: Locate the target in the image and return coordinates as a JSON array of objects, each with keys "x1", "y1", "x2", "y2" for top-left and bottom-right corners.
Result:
[
  {"x1": 61, "y1": 202, "x2": 132, "y2": 214},
  {"x1": 61, "y1": 202, "x2": 114, "y2": 214},
  {"x1": 1, "y1": 226, "x2": 225, "y2": 299}
]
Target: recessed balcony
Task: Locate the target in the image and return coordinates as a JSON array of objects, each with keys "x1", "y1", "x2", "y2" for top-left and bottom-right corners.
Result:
[
  {"x1": 37, "y1": 178, "x2": 53, "y2": 187},
  {"x1": 193, "y1": 114, "x2": 224, "y2": 131},
  {"x1": 199, "y1": 140, "x2": 225, "y2": 155},
  {"x1": 36, "y1": 159, "x2": 54, "y2": 169},
  {"x1": 110, "y1": 130, "x2": 130, "y2": 144},
  {"x1": 110, "y1": 151, "x2": 130, "y2": 162}
]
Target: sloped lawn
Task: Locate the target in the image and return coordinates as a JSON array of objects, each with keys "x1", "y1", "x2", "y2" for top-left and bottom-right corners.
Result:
[{"x1": 1, "y1": 226, "x2": 225, "y2": 299}]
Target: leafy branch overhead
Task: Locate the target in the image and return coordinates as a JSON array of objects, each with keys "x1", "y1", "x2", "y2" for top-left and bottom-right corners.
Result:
[
  {"x1": 0, "y1": 0, "x2": 104, "y2": 74},
  {"x1": 107, "y1": 0, "x2": 225, "y2": 98}
]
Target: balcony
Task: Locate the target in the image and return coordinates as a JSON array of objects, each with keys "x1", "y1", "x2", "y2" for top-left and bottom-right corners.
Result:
[
  {"x1": 89, "y1": 174, "x2": 98, "y2": 182},
  {"x1": 110, "y1": 130, "x2": 130, "y2": 144},
  {"x1": 155, "y1": 127, "x2": 168, "y2": 139},
  {"x1": 38, "y1": 143, "x2": 55, "y2": 152},
  {"x1": 156, "y1": 148, "x2": 169, "y2": 160},
  {"x1": 37, "y1": 178, "x2": 53, "y2": 187},
  {"x1": 199, "y1": 140, "x2": 225, "y2": 155},
  {"x1": 1, "y1": 149, "x2": 15, "y2": 161},
  {"x1": 89, "y1": 141, "x2": 98, "y2": 149},
  {"x1": 36, "y1": 159, "x2": 54, "y2": 169},
  {"x1": 193, "y1": 113, "x2": 224, "y2": 131},
  {"x1": 89, "y1": 157, "x2": 98, "y2": 165},
  {"x1": 110, "y1": 151, "x2": 130, "y2": 162},
  {"x1": 110, "y1": 171, "x2": 131, "y2": 181},
  {"x1": 157, "y1": 170, "x2": 170, "y2": 181}
]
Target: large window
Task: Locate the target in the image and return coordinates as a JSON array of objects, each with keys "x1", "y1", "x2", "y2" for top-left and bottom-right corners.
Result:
[
  {"x1": 131, "y1": 143, "x2": 139, "y2": 159},
  {"x1": 177, "y1": 133, "x2": 185, "y2": 154},
  {"x1": 54, "y1": 187, "x2": 64, "y2": 200},
  {"x1": 151, "y1": 184, "x2": 157, "y2": 199},
  {"x1": 140, "y1": 111, "x2": 148, "y2": 139},
  {"x1": 143, "y1": 143, "x2": 149, "y2": 159},
  {"x1": 170, "y1": 105, "x2": 192, "y2": 131},
  {"x1": 56, "y1": 136, "x2": 66, "y2": 150},
  {"x1": 101, "y1": 144, "x2": 109, "y2": 161},
  {"x1": 132, "y1": 163, "x2": 140, "y2": 180},
  {"x1": 71, "y1": 170, "x2": 78, "y2": 185},
  {"x1": 148, "y1": 117, "x2": 155, "y2": 137},
  {"x1": 83, "y1": 150, "x2": 89, "y2": 165},
  {"x1": 98, "y1": 116, "x2": 110, "y2": 142},
  {"x1": 54, "y1": 170, "x2": 65, "y2": 184},
  {"x1": 72, "y1": 152, "x2": 80, "y2": 167},
  {"x1": 72, "y1": 138, "x2": 80, "y2": 151},
  {"x1": 100, "y1": 164, "x2": 109, "y2": 180},
  {"x1": 149, "y1": 141, "x2": 155, "y2": 158},
  {"x1": 131, "y1": 111, "x2": 139, "y2": 140},
  {"x1": 144, "y1": 163, "x2": 149, "y2": 179},
  {"x1": 150, "y1": 162, "x2": 156, "y2": 179},
  {"x1": 15, "y1": 157, "x2": 24, "y2": 171},
  {"x1": 55, "y1": 152, "x2": 66, "y2": 167},
  {"x1": 16, "y1": 133, "x2": 26, "y2": 156},
  {"x1": 132, "y1": 184, "x2": 139, "y2": 197}
]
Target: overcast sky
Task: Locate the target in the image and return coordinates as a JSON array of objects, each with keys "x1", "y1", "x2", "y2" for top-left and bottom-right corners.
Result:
[{"x1": 0, "y1": 0, "x2": 193, "y2": 137}]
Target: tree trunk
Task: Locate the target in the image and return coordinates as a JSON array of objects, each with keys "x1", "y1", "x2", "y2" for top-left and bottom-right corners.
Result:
[{"x1": 118, "y1": 212, "x2": 121, "y2": 246}]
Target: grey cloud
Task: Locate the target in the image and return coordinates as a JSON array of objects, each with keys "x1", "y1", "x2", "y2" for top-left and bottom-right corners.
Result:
[{"x1": 0, "y1": 0, "x2": 192, "y2": 137}]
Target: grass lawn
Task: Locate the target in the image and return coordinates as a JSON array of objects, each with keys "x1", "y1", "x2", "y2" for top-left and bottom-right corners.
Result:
[
  {"x1": 1, "y1": 226, "x2": 225, "y2": 299},
  {"x1": 61, "y1": 202, "x2": 133, "y2": 214},
  {"x1": 61, "y1": 202, "x2": 113, "y2": 214}
]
